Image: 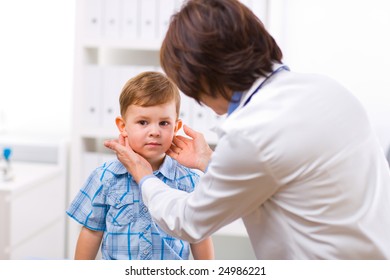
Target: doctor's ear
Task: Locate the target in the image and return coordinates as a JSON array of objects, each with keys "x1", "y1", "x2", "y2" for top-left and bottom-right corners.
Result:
[
  {"x1": 115, "y1": 116, "x2": 128, "y2": 137},
  {"x1": 174, "y1": 119, "x2": 183, "y2": 134}
]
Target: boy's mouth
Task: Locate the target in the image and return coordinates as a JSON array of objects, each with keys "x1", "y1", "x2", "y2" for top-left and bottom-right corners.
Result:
[{"x1": 145, "y1": 142, "x2": 161, "y2": 146}]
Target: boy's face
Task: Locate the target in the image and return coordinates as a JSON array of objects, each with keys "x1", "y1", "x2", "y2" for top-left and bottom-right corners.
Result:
[{"x1": 115, "y1": 101, "x2": 181, "y2": 164}]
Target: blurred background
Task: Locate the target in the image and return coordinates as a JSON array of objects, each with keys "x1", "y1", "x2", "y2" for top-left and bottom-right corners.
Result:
[{"x1": 0, "y1": 0, "x2": 389, "y2": 260}]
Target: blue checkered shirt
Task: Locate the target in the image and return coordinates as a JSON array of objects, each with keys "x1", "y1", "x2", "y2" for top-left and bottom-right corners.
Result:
[{"x1": 66, "y1": 156, "x2": 200, "y2": 260}]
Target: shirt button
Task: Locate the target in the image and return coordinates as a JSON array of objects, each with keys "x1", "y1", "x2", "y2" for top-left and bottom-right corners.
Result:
[
  {"x1": 142, "y1": 207, "x2": 148, "y2": 213},
  {"x1": 116, "y1": 199, "x2": 121, "y2": 204}
]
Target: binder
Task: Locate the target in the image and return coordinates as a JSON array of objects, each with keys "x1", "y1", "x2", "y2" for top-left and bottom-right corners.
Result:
[
  {"x1": 122, "y1": 0, "x2": 139, "y2": 40},
  {"x1": 84, "y1": 0, "x2": 103, "y2": 40},
  {"x1": 157, "y1": 0, "x2": 176, "y2": 40},
  {"x1": 102, "y1": 0, "x2": 122, "y2": 40},
  {"x1": 102, "y1": 66, "x2": 125, "y2": 128},
  {"x1": 83, "y1": 66, "x2": 102, "y2": 127},
  {"x1": 139, "y1": 0, "x2": 157, "y2": 41}
]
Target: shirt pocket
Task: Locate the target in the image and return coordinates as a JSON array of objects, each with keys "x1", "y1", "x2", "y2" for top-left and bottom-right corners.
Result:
[{"x1": 106, "y1": 192, "x2": 135, "y2": 226}]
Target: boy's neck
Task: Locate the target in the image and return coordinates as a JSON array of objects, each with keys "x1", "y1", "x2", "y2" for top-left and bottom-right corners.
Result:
[{"x1": 148, "y1": 154, "x2": 166, "y2": 171}]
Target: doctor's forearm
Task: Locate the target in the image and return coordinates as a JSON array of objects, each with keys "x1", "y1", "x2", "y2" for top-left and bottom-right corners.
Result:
[{"x1": 141, "y1": 177, "x2": 210, "y2": 242}]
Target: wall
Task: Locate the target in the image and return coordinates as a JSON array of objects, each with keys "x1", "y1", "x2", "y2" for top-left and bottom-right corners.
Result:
[
  {"x1": 0, "y1": 0, "x2": 75, "y2": 135},
  {"x1": 268, "y1": 0, "x2": 390, "y2": 151}
]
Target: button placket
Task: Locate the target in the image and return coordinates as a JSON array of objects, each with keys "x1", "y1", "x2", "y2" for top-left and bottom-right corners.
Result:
[{"x1": 139, "y1": 226, "x2": 152, "y2": 260}]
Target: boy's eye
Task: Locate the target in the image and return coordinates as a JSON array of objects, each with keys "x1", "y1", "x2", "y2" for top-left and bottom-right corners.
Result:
[
  {"x1": 138, "y1": 120, "x2": 148, "y2": 125},
  {"x1": 160, "y1": 121, "x2": 170, "y2": 126}
]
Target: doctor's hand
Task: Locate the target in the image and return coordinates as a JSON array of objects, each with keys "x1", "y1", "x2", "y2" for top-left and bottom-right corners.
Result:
[
  {"x1": 104, "y1": 134, "x2": 153, "y2": 183},
  {"x1": 167, "y1": 125, "x2": 213, "y2": 172}
]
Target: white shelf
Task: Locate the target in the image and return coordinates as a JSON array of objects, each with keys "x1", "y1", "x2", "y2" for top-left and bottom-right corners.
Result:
[
  {"x1": 78, "y1": 127, "x2": 118, "y2": 139},
  {"x1": 81, "y1": 39, "x2": 162, "y2": 51},
  {"x1": 0, "y1": 162, "x2": 61, "y2": 192}
]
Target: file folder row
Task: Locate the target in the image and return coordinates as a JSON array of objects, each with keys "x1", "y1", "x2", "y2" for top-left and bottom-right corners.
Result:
[
  {"x1": 82, "y1": 0, "x2": 183, "y2": 42},
  {"x1": 82, "y1": 0, "x2": 267, "y2": 43}
]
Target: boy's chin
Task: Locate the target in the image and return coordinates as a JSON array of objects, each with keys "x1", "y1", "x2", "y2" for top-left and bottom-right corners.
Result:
[{"x1": 138, "y1": 151, "x2": 166, "y2": 161}]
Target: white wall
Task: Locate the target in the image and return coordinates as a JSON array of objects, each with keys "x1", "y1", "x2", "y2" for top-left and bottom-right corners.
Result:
[
  {"x1": 0, "y1": 0, "x2": 75, "y2": 135},
  {"x1": 268, "y1": 0, "x2": 390, "y2": 151}
]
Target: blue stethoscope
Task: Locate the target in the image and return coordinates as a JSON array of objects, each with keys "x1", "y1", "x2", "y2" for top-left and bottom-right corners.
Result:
[{"x1": 227, "y1": 65, "x2": 290, "y2": 116}]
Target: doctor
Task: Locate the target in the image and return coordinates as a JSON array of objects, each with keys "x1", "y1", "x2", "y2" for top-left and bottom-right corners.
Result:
[{"x1": 105, "y1": 0, "x2": 390, "y2": 259}]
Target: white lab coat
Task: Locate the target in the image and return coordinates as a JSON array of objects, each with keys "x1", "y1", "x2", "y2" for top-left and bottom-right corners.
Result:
[{"x1": 142, "y1": 65, "x2": 390, "y2": 259}]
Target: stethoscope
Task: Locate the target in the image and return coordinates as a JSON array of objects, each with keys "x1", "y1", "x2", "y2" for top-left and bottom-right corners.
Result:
[{"x1": 227, "y1": 65, "x2": 290, "y2": 116}]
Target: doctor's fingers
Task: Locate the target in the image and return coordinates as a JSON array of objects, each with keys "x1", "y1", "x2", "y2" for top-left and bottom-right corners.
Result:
[
  {"x1": 104, "y1": 139, "x2": 128, "y2": 155},
  {"x1": 166, "y1": 147, "x2": 179, "y2": 160},
  {"x1": 182, "y1": 124, "x2": 200, "y2": 139},
  {"x1": 118, "y1": 134, "x2": 126, "y2": 146},
  {"x1": 173, "y1": 135, "x2": 192, "y2": 147},
  {"x1": 169, "y1": 143, "x2": 182, "y2": 155},
  {"x1": 104, "y1": 139, "x2": 118, "y2": 150}
]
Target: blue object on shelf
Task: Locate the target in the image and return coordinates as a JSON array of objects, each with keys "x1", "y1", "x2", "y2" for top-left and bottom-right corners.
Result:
[{"x1": 3, "y1": 147, "x2": 12, "y2": 161}]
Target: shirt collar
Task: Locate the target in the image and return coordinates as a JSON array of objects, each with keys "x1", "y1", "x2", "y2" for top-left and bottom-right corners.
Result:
[
  {"x1": 227, "y1": 62, "x2": 286, "y2": 116},
  {"x1": 153, "y1": 155, "x2": 177, "y2": 180},
  {"x1": 227, "y1": 91, "x2": 243, "y2": 116},
  {"x1": 105, "y1": 155, "x2": 177, "y2": 181}
]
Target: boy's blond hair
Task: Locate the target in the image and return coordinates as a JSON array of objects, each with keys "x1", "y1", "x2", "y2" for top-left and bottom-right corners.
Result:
[{"x1": 119, "y1": 71, "x2": 181, "y2": 117}]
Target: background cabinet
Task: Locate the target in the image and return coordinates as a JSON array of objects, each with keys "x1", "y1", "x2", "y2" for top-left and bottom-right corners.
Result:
[
  {"x1": 68, "y1": 0, "x2": 268, "y2": 259},
  {"x1": 0, "y1": 135, "x2": 68, "y2": 259}
]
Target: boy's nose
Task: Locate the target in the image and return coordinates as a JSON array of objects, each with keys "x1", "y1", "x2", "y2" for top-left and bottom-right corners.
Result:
[{"x1": 149, "y1": 124, "x2": 161, "y2": 137}]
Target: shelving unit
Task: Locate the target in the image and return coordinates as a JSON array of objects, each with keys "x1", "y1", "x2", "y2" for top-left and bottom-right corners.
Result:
[{"x1": 68, "y1": 0, "x2": 268, "y2": 259}]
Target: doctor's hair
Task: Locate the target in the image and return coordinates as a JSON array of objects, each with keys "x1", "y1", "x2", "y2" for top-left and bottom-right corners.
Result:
[
  {"x1": 160, "y1": 0, "x2": 283, "y2": 103},
  {"x1": 119, "y1": 71, "x2": 181, "y2": 118}
]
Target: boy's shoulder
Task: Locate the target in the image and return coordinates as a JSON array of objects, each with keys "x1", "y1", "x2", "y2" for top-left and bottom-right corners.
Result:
[
  {"x1": 88, "y1": 159, "x2": 127, "y2": 182},
  {"x1": 81, "y1": 159, "x2": 128, "y2": 193},
  {"x1": 96, "y1": 159, "x2": 126, "y2": 173}
]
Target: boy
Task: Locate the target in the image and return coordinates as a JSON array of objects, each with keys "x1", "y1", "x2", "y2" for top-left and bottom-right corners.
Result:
[{"x1": 67, "y1": 71, "x2": 214, "y2": 260}]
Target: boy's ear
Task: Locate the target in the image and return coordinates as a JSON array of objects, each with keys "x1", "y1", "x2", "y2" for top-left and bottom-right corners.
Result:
[
  {"x1": 115, "y1": 116, "x2": 128, "y2": 137},
  {"x1": 174, "y1": 119, "x2": 183, "y2": 134}
]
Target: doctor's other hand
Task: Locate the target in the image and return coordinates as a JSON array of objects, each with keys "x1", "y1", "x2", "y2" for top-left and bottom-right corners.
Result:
[
  {"x1": 167, "y1": 125, "x2": 213, "y2": 172},
  {"x1": 104, "y1": 134, "x2": 153, "y2": 183}
]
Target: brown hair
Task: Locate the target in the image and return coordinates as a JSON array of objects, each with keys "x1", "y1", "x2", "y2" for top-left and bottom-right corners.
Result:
[
  {"x1": 119, "y1": 71, "x2": 181, "y2": 117},
  {"x1": 160, "y1": 0, "x2": 283, "y2": 103}
]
